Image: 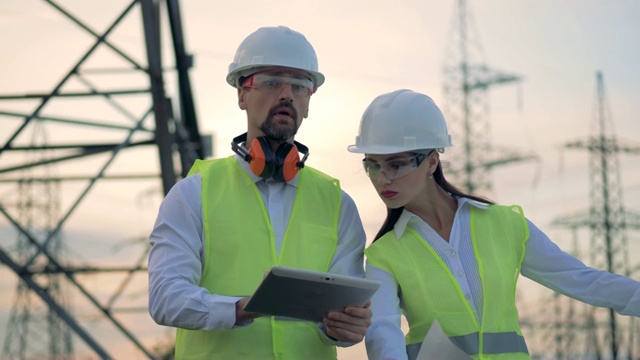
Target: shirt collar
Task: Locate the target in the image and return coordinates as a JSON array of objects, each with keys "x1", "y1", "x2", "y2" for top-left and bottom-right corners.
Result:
[
  {"x1": 233, "y1": 152, "x2": 300, "y2": 187},
  {"x1": 393, "y1": 196, "x2": 489, "y2": 238}
]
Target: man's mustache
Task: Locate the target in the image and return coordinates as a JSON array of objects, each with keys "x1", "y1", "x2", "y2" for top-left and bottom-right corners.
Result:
[{"x1": 268, "y1": 102, "x2": 298, "y2": 120}]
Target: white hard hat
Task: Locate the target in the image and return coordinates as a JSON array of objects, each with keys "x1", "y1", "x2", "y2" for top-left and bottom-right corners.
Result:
[
  {"x1": 348, "y1": 89, "x2": 453, "y2": 154},
  {"x1": 226, "y1": 26, "x2": 325, "y2": 88}
]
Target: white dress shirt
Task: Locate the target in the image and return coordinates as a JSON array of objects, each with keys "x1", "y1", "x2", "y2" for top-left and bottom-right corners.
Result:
[
  {"x1": 365, "y1": 197, "x2": 640, "y2": 360},
  {"x1": 148, "y1": 154, "x2": 366, "y2": 344}
]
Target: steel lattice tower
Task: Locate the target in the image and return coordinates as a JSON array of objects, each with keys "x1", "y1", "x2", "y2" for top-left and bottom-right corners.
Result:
[
  {"x1": 0, "y1": 0, "x2": 204, "y2": 358},
  {"x1": 547, "y1": 71, "x2": 640, "y2": 359},
  {"x1": 2, "y1": 123, "x2": 73, "y2": 359},
  {"x1": 441, "y1": 0, "x2": 537, "y2": 196},
  {"x1": 532, "y1": 226, "x2": 595, "y2": 359}
]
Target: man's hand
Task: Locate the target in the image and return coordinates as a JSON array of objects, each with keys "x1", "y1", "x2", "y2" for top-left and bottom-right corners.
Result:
[
  {"x1": 235, "y1": 297, "x2": 262, "y2": 324},
  {"x1": 323, "y1": 301, "x2": 372, "y2": 343}
]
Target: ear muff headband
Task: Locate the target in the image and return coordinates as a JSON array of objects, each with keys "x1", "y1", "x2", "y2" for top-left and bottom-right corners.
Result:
[{"x1": 231, "y1": 133, "x2": 310, "y2": 182}]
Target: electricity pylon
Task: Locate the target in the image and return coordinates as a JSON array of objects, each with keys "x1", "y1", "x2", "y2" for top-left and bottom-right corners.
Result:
[
  {"x1": 533, "y1": 226, "x2": 594, "y2": 359},
  {"x1": 442, "y1": 0, "x2": 537, "y2": 196},
  {"x1": 549, "y1": 71, "x2": 640, "y2": 359},
  {"x1": 2, "y1": 123, "x2": 73, "y2": 358},
  {"x1": 0, "y1": 0, "x2": 205, "y2": 358}
]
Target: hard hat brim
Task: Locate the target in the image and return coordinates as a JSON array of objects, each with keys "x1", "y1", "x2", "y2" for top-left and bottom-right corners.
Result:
[{"x1": 347, "y1": 144, "x2": 450, "y2": 155}]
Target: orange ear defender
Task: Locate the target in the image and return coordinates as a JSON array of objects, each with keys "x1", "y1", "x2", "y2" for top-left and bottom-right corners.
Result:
[{"x1": 231, "y1": 133, "x2": 309, "y2": 182}]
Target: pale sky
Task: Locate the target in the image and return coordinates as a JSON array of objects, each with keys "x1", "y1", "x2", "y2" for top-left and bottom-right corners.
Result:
[{"x1": 1, "y1": 0, "x2": 639, "y2": 358}]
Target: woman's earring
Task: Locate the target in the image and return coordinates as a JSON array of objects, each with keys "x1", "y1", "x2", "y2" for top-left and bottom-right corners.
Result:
[{"x1": 429, "y1": 174, "x2": 433, "y2": 179}]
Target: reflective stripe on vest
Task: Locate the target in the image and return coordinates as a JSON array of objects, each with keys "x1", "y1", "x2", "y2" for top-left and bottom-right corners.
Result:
[
  {"x1": 176, "y1": 157, "x2": 341, "y2": 360},
  {"x1": 405, "y1": 331, "x2": 527, "y2": 360},
  {"x1": 450, "y1": 331, "x2": 529, "y2": 354}
]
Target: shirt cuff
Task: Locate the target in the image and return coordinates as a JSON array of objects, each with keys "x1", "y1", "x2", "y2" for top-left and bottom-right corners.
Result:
[{"x1": 207, "y1": 296, "x2": 253, "y2": 329}]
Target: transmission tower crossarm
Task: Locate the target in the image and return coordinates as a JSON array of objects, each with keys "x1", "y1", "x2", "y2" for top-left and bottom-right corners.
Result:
[
  {"x1": 553, "y1": 210, "x2": 640, "y2": 229},
  {"x1": 551, "y1": 211, "x2": 591, "y2": 228},
  {"x1": 483, "y1": 153, "x2": 538, "y2": 170},
  {"x1": 564, "y1": 137, "x2": 640, "y2": 154},
  {"x1": 0, "y1": 174, "x2": 160, "y2": 182},
  {"x1": 3, "y1": 140, "x2": 155, "y2": 152},
  {"x1": 31, "y1": 265, "x2": 148, "y2": 274},
  {"x1": 0, "y1": 110, "x2": 155, "y2": 132},
  {"x1": 0, "y1": 140, "x2": 155, "y2": 174},
  {"x1": 0, "y1": 89, "x2": 151, "y2": 99},
  {"x1": 464, "y1": 64, "x2": 523, "y2": 91}
]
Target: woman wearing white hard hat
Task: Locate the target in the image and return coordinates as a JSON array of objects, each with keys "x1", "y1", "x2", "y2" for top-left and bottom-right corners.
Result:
[{"x1": 348, "y1": 89, "x2": 640, "y2": 360}]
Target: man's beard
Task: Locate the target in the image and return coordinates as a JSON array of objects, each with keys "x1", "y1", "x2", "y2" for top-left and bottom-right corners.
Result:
[{"x1": 260, "y1": 102, "x2": 299, "y2": 142}]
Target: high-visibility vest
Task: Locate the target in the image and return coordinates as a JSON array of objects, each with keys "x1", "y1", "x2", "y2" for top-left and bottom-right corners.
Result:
[
  {"x1": 365, "y1": 205, "x2": 531, "y2": 360},
  {"x1": 175, "y1": 157, "x2": 342, "y2": 360}
]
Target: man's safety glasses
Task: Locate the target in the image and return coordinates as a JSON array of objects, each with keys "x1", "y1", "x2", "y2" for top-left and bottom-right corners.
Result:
[
  {"x1": 362, "y1": 153, "x2": 427, "y2": 181},
  {"x1": 243, "y1": 74, "x2": 314, "y2": 97}
]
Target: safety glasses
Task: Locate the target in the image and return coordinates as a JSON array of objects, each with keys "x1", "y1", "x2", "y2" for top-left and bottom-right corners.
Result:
[
  {"x1": 243, "y1": 73, "x2": 314, "y2": 97},
  {"x1": 362, "y1": 153, "x2": 427, "y2": 181}
]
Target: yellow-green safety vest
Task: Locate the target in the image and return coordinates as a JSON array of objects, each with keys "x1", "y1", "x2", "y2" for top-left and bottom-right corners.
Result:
[
  {"x1": 365, "y1": 205, "x2": 530, "y2": 360},
  {"x1": 175, "y1": 157, "x2": 342, "y2": 360}
]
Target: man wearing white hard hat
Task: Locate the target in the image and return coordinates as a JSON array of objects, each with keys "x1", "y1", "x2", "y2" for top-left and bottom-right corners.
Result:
[
  {"x1": 149, "y1": 26, "x2": 371, "y2": 359},
  {"x1": 147, "y1": 26, "x2": 371, "y2": 359}
]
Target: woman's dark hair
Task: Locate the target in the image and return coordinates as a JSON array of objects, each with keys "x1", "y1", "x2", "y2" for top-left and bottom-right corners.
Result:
[{"x1": 372, "y1": 161, "x2": 494, "y2": 242}]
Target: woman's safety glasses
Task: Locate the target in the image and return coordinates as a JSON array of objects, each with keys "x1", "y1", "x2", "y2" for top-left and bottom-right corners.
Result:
[
  {"x1": 243, "y1": 74, "x2": 314, "y2": 98},
  {"x1": 362, "y1": 153, "x2": 427, "y2": 181}
]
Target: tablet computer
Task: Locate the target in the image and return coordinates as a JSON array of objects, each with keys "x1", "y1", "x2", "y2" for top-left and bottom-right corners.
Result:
[{"x1": 243, "y1": 265, "x2": 380, "y2": 322}]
